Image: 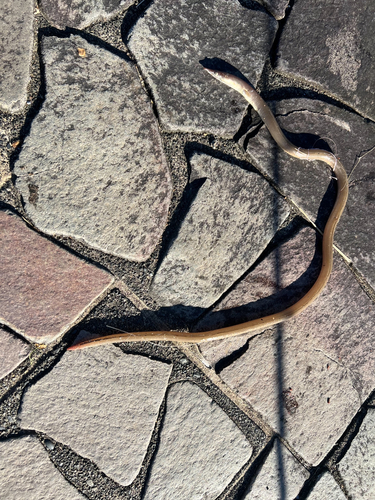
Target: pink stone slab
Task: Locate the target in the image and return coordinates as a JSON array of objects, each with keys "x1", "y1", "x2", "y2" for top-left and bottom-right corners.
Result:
[
  {"x1": 0, "y1": 211, "x2": 113, "y2": 343},
  {"x1": 0, "y1": 327, "x2": 31, "y2": 379}
]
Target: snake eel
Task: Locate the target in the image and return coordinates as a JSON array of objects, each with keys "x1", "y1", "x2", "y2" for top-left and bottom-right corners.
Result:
[{"x1": 68, "y1": 68, "x2": 348, "y2": 350}]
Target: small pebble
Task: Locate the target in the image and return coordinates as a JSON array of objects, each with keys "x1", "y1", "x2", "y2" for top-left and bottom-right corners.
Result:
[
  {"x1": 87, "y1": 479, "x2": 94, "y2": 487},
  {"x1": 44, "y1": 439, "x2": 55, "y2": 450}
]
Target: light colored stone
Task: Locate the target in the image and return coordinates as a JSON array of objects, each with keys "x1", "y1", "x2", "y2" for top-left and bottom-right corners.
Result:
[
  {"x1": 143, "y1": 382, "x2": 253, "y2": 500},
  {"x1": 338, "y1": 409, "x2": 375, "y2": 499},
  {"x1": 151, "y1": 152, "x2": 288, "y2": 319},
  {"x1": 39, "y1": 0, "x2": 132, "y2": 29},
  {"x1": 307, "y1": 472, "x2": 346, "y2": 500},
  {"x1": 198, "y1": 225, "x2": 316, "y2": 367},
  {"x1": 276, "y1": 0, "x2": 375, "y2": 121},
  {"x1": 0, "y1": 435, "x2": 86, "y2": 500},
  {"x1": 202, "y1": 228, "x2": 375, "y2": 464},
  {"x1": 18, "y1": 345, "x2": 172, "y2": 486},
  {"x1": 243, "y1": 439, "x2": 309, "y2": 499},
  {"x1": 128, "y1": 0, "x2": 277, "y2": 136},
  {"x1": 0, "y1": 210, "x2": 113, "y2": 344},
  {"x1": 221, "y1": 327, "x2": 360, "y2": 466},
  {"x1": 0, "y1": 327, "x2": 31, "y2": 379},
  {"x1": 14, "y1": 35, "x2": 172, "y2": 261},
  {"x1": 0, "y1": 0, "x2": 34, "y2": 112}
]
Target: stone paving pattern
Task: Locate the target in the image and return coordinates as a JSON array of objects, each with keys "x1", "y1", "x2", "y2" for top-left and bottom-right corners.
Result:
[
  {"x1": 1, "y1": 1, "x2": 375, "y2": 499},
  {"x1": 14, "y1": 34, "x2": 172, "y2": 261}
]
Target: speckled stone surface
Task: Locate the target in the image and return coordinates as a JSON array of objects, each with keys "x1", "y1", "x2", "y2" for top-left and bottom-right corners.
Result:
[
  {"x1": 14, "y1": 35, "x2": 172, "y2": 261},
  {"x1": 0, "y1": 327, "x2": 31, "y2": 380},
  {"x1": 0, "y1": 211, "x2": 113, "y2": 343},
  {"x1": 262, "y1": 0, "x2": 290, "y2": 20},
  {"x1": 143, "y1": 382, "x2": 253, "y2": 500},
  {"x1": 201, "y1": 228, "x2": 375, "y2": 465},
  {"x1": 338, "y1": 409, "x2": 375, "y2": 499},
  {"x1": 0, "y1": 435, "x2": 86, "y2": 500},
  {"x1": 128, "y1": 0, "x2": 277, "y2": 136},
  {"x1": 18, "y1": 345, "x2": 172, "y2": 486},
  {"x1": 1, "y1": 0, "x2": 375, "y2": 497},
  {"x1": 0, "y1": 0, "x2": 34, "y2": 113},
  {"x1": 39, "y1": 0, "x2": 132, "y2": 29},
  {"x1": 151, "y1": 152, "x2": 289, "y2": 319},
  {"x1": 276, "y1": 0, "x2": 375, "y2": 121},
  {"x1": 243, "y1": 439, "x2": 309, "y2": 499},
  {"x1": 307, "y1": 472, "x2": 346, "y2": 500}
]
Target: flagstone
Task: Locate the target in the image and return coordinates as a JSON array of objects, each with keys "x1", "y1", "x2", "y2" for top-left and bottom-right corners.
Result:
[
  {"x1": 18, "y1": 345, "x2": 172, "y2": 486},
  {"x1": 13, "y1": 35, "x2": 172, "y2": 261},
  {"x1": 0, "y1": 211, "x2": 113, "y2": 344}
]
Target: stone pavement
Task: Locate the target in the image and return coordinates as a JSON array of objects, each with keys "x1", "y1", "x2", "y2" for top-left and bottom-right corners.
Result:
[{"x1": 1, "y1": 0, "x2": 375, "y2": 498}]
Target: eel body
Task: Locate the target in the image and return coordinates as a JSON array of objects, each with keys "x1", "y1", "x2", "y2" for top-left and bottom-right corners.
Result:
[{"x1": 68, "y1": 69, "x2": 348, "y2": 350}]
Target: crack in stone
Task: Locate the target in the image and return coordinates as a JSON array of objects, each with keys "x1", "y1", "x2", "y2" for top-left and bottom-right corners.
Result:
[
  {"x1": 274, "y1": 108, "x2": 351, "y2": 132},
  {"x1": 313, "y1": 348, "x2": 363, "y2": 404}
]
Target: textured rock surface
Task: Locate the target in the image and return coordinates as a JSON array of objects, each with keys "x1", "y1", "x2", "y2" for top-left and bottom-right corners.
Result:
[
  {"x1": 39, "y1": 0, "x2": 132, "y2": 29},
  {"x1": 151, "y1": 152, "x2": 289, "y2": 318},
  {"x1": 14, "y1": 35, "x2": 172, "y2": 261},
  {"x1": 220, "y1": 326, "x2": 360, "y2": 466},
  {"x1": 0, "y1": 211, "x2": 113, "y2": 343},
  {"x1": 307, "y1": 472, "x2": 346, "y2": 500},
  {"x1": 128, "y1": 0, "x2": 277, "y2": 135},
  {"x1": 198, "y1": 225, "x2": 318, "y2": 367},
  {"x1": 0, "y1": 0, "x2": 34, "y2": 112},
  {"x1": 0, "y1": 327, "x2": 31, "y2": 379},
  {"x1": 338, "y1": 409, "x2": 375, "y2": 499},
  {"x1": 276, "y1": 0, "x2": 375, "y2": 121},
  {"x1": 243, "y1": 439, "x2": 309, "y2": 499},
  {"x1": 143, "y1": 382, "x2": 253, "y2": 500},
  {"x1": 261, "y1": 0, "x2": 290, "y2": 20},
  {"x1": 0, "y1": 436, "x2": 86, "y2": 500},
  {"x1": 202, "y1": 228, "x2": 375, "y2": 464},
  {"x1": 245, "y1": 97, "x2": 375, "y2": 288},
  {"x1": 1, "y1": 0, "x2": 375, "y2": 496},
  {"x1": 18, "y1": 345, "x2": 172, "y2": 485}
]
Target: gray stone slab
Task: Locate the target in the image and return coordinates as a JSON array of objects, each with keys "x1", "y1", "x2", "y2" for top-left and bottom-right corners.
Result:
[
  {"x1": 39, "y1": 0, "x2": 132, "y2": 29},
  {"x1": 307, "y1": 472, "x2": 346, "y2": 500},
  {"x1": 14, "y1": 35, "x2": 172, "y2": 262},
  {"x1": 0, "y1": 211, "x2": 113, "y2": 344},
  {"x1": 261, "y1": 0, "x2": 290, "y2": 20},
  {"x1": 243, "y1": 439, "x2": 309, "y2": 499},
  {"x1": 128, "y1": 0, "x2": 277, "y2": 136},
  {"x1": 18, "y1": 345, "x2": 172, "y2": 486},
  {"x1": 198, "y1": 226, "x2": 319, "y2": 367},
  {"x1": 275, "y1": 0, "x2": 375, "y2": 121},
  {"x1": 0, "y1": 435, "x2": 86, "y2": 500},
  {"x1": 338, "y1": 145, "x2": 375, "y2": 288},
  {"x1": 338, "y1": 409, "x2": 375, "y2": 499},
  {"x1": 0, "y1": 0, "x2": 34, "y2": 113},
  {"x1": 150, "y1": 152, "x2": 289, "y2": 318},
  {"x1": 245, "y1": 97, "x2": 375, "y2": 288},
  {"x1": 143, "y1": 382, "x2": 253, "y2": 500},
  {"x1": 201, "y1": 228, "x2": 375, "y2": 465},
  {"x1": 0, "y1": 327, "x2": 31, "y2": 379}
]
